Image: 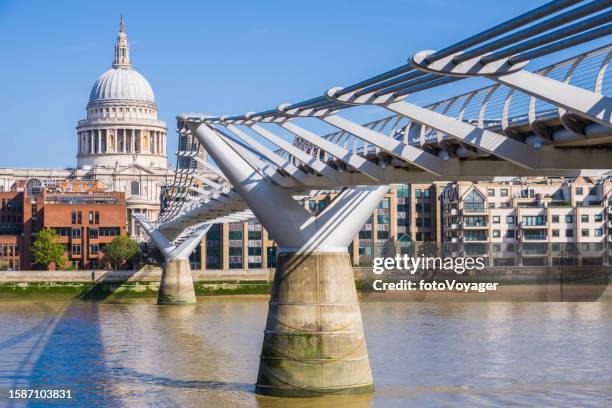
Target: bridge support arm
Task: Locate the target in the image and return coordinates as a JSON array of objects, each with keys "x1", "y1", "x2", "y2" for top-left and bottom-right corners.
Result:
[
  {"x1": 189, "y1": 120, "x2": 389, "y2": 396},
  {"x1": 135, "y1": 215, "x2": 211, "y2": 305}
]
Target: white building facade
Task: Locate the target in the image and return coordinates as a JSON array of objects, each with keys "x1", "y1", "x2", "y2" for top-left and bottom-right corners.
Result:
[
  {"x1": 0, "y1": 18, "x2": 173, "y2": 237},
  {"x1": 442, "y1": 177, "x2": 612, "y2": 266}
]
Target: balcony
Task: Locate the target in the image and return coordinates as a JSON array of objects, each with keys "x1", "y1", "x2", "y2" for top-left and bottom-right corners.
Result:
[
  {"x1": 462, "y1": 205, "x2": 486, "y2": 214},
  {"x1": 522, "y1": 243, "x2": 548, "y2": 256},
  {"x1": 463, "y1": 232, "x2": 488, "y2": 242},
  {"x1": 520, "y1": 222, "x2": 547, "y2": 229},
  {"x1": 463, "y1": 221, "x2": 488, "y2": 229},
  {"x1": 464, "y1": 243, "x2": 488, "y2": 256},
  {"x1": 521, "y1": 232, "x2": 547, "y2": 241}
]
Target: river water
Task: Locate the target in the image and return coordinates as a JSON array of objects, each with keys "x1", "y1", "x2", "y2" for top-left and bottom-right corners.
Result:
[{"x1": 0, "y1": 298, "x2": 609, "y2": 407}]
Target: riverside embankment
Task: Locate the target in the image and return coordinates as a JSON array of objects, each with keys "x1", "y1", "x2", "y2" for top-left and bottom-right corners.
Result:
[{"x1": 0, "y1": 266, "x2": 609, "y2": 301}]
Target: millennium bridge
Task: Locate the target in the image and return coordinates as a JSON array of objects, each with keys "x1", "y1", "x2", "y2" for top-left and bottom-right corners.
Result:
[{"x1": 134, "y1": 0, "x2": 612, "y2": 397}]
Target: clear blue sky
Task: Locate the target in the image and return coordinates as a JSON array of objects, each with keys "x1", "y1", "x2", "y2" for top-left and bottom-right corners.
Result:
[{"x1": 0, "y1": 0, "x2": 607, "y2": 168}]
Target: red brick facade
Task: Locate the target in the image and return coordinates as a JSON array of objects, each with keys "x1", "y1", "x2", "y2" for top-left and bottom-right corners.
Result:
[{"x1": 0, "y1": 189, "x2": 127, "y2": 270}]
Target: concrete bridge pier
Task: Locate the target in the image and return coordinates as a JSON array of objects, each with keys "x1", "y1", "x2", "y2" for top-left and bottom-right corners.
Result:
[
  {"x1": 158, "y1": 257, "x2": 197, "y2": 305},
  {"x1": 190, "y1": 122, "x2": 389, "y2": 396},
  {"x1": 134, "y1": 214, "x2": 211, "y2": 305},
  {"x1": 256, "y1": 250, "x2": 374, "y2": 397}
]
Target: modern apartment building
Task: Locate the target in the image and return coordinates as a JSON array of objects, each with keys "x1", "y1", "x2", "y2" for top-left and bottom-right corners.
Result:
[
  {"x1": 441, "y1": 177, "x2": 612, "y2": 266},
  {"x1": 190, "y1": 177, "x2": 612, "y2": 271}
]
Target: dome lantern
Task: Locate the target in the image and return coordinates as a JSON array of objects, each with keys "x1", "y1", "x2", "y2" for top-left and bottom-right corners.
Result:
[{"x1": 113, "y1": 16, "x2": 131, "y2": 69}]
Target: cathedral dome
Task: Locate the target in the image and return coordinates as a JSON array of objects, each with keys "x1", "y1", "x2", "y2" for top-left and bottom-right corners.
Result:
[
  {"x1": 89, "y1": 68, "x2": 155, "y2": 103},
  {"x1": 77, "y1": 16, "x2": 168, "y2": 171},
  {"x1": 88, "y1": 15, "x2": 155, "y2": 104}
]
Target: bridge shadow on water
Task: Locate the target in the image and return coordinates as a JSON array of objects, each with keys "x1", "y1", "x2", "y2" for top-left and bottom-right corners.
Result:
[
  {"x1": 4, "y1": 301, "x2": 124, "y2": 408},
  {"x1": 1, "y1": 297, "x2": 259, "y2": 407},
  {"x1": 78, "y1": 268, "x2": 156, "y2": 302}
]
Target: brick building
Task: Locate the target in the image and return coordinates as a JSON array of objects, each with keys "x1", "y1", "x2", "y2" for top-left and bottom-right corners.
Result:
[
  {"x1": 0, "y1": 192, "x2": 33, "y2": 270},
  {"x1": 0, "y1": 183, "x2": 127, "y2": 270},
  {"x1": 40, "y1": 191, "x2": 127, "y2": 269}
]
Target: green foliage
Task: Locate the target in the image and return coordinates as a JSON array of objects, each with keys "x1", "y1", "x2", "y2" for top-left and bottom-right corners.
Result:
[
  {"x1": 103, "y1": 235, "x2": 139, "y2": 270},
  {"x1": 32, "y1": 228, "x2": 65, "y2": 270}
]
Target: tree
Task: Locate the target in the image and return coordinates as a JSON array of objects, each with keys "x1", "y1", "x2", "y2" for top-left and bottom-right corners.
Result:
[
  {"x1": 103, "y1": 235, "x2": 138, "y2": 270},
  {"x1": 32, "y1": 228, "x2": 65, "y2": 270}
]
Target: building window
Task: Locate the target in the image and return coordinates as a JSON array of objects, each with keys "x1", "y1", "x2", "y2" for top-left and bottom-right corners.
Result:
[
  {"x1": 594, "y1": 228, "x2": 603, "y2": 237},
  {"x1": 506, "y1": 216, "x2": 514, "y2": 224},
  {"x1": 464, "y1": 189, "x2": 485, "y2": 213},
  {"x1": 95, "y1": 211, "x2": 100, "y2": 224},
  {"x1": 416, "y1": 203, "x2": 422, "y2": 212},
  {"x1": 248, "y1": 230, "x2": 261, "y2": 240},
  {"x1": 359, "y1": 230, "x2": 372, "y2": 240},
  {"x1": 507, "y1": 230, "x2": 515, "y2": 238},
  {"x1": 500, "y1": 189, "x2": 508, "y2": 197},
  {"x1": 89, "y1": 211, "x2": 94, "y2": 224},
  {"x1": 581, "y1": 229, "x2": 589, "y2": 237},
  {"x1": 565, "y1": 215, "x2": 573, "y2": 223},
  {"x1": 552, "y1": 215, "x2": 559, "y2": 223},
  {"x1": 575, "y1": 187, "x2": 583, "y2": 195},
  {"x1": 89, "y1": 228, "x2": 99, "y2": 239},
  {"x1": 71, "y1": 228, "x2": 81, "y2": 238},
  {"x1": 522, "y1": 216, "x2": 546, "y2": 226},
  {"x1": 566, "y1": 229, "x2": 573, "y2": 237},
  {"x1": 377, "y1": 215, "x2": 389, "y2": 224},
  {"x1": 54, "y1": 228, "x2": 70, "y2": 237},
  {"x1": 464, "y1": 230, "x2": 486, "y2": 241},
  {"x1": 581, "y1": 215, "x2": 589, "y2": 223},
  {"x1": 71, "y1": 211, "x2": 76, "y2": 224},
  {"x1": 100, "y1": 227, "x2": 120, "y2": 237},
  {"x1": 423, "y1": 203, "x2": 431, "y2": 213},
  {"x1": 464, "y1": 216, "x2": 486, "y2": 227},
  {"x1": 487, "y1": 188, "x2": 495, "y2": 197},
  {"x1": 493, "y1": 216, "x2": 500, "y2": 224},
  {"x1": 397, "y1": 184, "x2": 409, "y2": 198},
  {"x1": 131, "y1": 181, "x2": 140, "y2": 196},
  {"x1": 594, "y1": 214, "x2": 603, "y2": 222},
  {"x1": 71, "y1": 244, "x2": 81, "y2": 255},
  {"x1": 90, "y1": 244, "x2": 99, "y2": 254},
  {"x1": 552, "y1": 229, "x2": 559, "y2": 237},
  {"x1": 493, "y1": 230, "x2": 500, "y2": 238}
]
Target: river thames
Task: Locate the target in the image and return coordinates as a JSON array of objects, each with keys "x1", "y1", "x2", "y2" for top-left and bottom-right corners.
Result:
[{"x1": 0, "y1": 298, "x2": 609, "y2": 407}]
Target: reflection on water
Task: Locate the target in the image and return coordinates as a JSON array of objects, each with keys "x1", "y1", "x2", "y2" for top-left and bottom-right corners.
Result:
[{"x1": 0, "y1": 298, "x2": 609, "y2": 407}]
